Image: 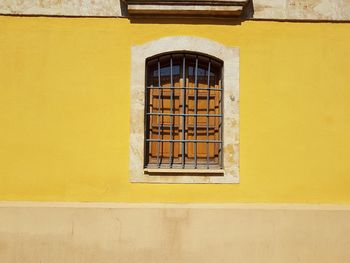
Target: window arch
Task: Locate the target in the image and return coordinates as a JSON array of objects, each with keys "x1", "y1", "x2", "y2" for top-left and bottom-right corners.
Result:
[
  {"x1": 145, "y1": 52, "x2": 223, "y2": 169},
  {"x1": 129, "y1": 36, "x2": 239, "y2": 183}
]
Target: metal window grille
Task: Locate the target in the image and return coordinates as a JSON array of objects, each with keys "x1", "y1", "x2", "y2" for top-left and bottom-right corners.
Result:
[{"x1": 144, "y1": 52, "x2": 223, "y2": 170}]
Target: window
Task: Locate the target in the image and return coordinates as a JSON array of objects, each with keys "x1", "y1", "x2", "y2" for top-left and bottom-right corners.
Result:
[
  {"x1": 145, "y1": 53, "x2": 223, "y2": 170},
  {"x1": 130, "y1": 36, "x2": 239, "y2": 183}
]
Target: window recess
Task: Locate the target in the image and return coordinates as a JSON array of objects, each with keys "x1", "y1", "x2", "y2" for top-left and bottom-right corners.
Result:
[{"x1": 145, "y1": 53, "x2": 223, "y2": 171}]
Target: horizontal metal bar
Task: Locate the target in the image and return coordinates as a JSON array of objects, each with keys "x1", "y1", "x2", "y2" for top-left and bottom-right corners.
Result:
[
  {"x1": 147, "y1": 86, "x2": 223, "y2": 91},
  {"x1": 146, "y1": 139, "x2": 222, "y2": 143},
  {"x1": 147, "y1": 113, "x2": 222, "y2": 117},
  {"x1": 150, "y1": 124, "x2": 218, "y2": 128},
  {"x1": 144, "y1": 168, "x2": 224, "y2": 174}
]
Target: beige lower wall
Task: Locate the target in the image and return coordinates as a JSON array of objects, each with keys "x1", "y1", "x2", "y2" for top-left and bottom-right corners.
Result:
[{"x1": 0, "y1": 203, "x2": 349, "y2": 263}]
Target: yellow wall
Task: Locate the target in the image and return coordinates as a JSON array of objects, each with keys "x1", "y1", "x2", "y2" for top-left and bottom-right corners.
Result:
[{"x1": 0, "y1": 16, "x2": 350, "y2": 203}]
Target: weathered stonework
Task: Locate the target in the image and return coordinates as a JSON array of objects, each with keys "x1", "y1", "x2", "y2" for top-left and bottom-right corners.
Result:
[
  {"x1": 254, "y1": 0, "x2": 350, "y2": 20},
  {"x1": 129, "y1": 36, "x2": 240, "y2": 184},
  {"x1": 1, "y1": 0, "x2": 350, "y2": 20},
  {"x1": 0, "y1": 0, "x2": 122, "y2": 16}
]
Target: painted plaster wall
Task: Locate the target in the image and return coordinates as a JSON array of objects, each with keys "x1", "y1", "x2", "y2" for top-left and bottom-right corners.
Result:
[
  {"x1": 1, "y1": 203, "x2": 350, "y2": 263},
  {"x1": 0, "y1": 16, "x2": 350, "y2": 203}
]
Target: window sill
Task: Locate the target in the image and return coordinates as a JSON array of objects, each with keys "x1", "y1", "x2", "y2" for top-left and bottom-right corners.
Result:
[
  {"x1": 144, "y1": 168, "x2": 225, "y2": 176},
  {"x1": 128, "y1": 168, "x2": 237, "y2": 184}
]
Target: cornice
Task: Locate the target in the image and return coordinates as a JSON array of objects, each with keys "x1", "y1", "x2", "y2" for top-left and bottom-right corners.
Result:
[{"x1": 123, "y1": 0, "x2": 251, "y2": 17}]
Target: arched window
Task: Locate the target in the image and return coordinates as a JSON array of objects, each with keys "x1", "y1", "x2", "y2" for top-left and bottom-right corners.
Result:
[
  {"x1": 129, "y1": 36, "x2": 239, "y2": 183},
  {"x1": 145, "y1": 53, "x2": 223, "y2": 169}
]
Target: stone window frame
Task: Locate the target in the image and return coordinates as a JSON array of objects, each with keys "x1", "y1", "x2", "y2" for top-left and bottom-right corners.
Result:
[{"x1": 129, "y1": 36, "x2": 239, "y2": 184}]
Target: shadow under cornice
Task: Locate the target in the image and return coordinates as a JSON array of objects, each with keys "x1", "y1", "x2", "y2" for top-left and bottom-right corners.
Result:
[{"x1": 124, "y1": 0, "x2": 254, "y2": 26}]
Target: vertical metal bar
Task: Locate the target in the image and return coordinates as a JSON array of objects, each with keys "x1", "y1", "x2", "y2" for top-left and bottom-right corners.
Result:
[
  {"x1": 144, "y1": 61, "x2": 149, "y2": 168},
  {"x1": 219, "y1": 71, "x2": 223, "y2": 169},
  {"x1": 169, "y1": 55, "x2": 174, "y2": 168},
  {"x1": 182, "y1": 55, "x2": 186, "y2": 168},
  {"x1": 194, "y1": 56, "x2": 198, "y2": 168},
  {"x1": 206, "y1": 60, "x2": 211, "y2": 169},
  {"x1": 157, "y1": 59, "x2": 161, "y2": 167}
]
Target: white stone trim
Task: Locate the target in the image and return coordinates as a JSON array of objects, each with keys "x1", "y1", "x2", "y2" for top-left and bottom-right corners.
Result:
[
  {"x1": 129, "y1": 36, "x2": 239, "y2": 184},
  {"x1": 1, "y1": 0, "x2": 350, "y2": 21}
]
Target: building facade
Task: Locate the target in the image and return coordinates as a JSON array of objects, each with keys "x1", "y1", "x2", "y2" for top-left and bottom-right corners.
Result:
[{"x1": 0, "y1": 1, "x2": 350, "y2": 262}]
